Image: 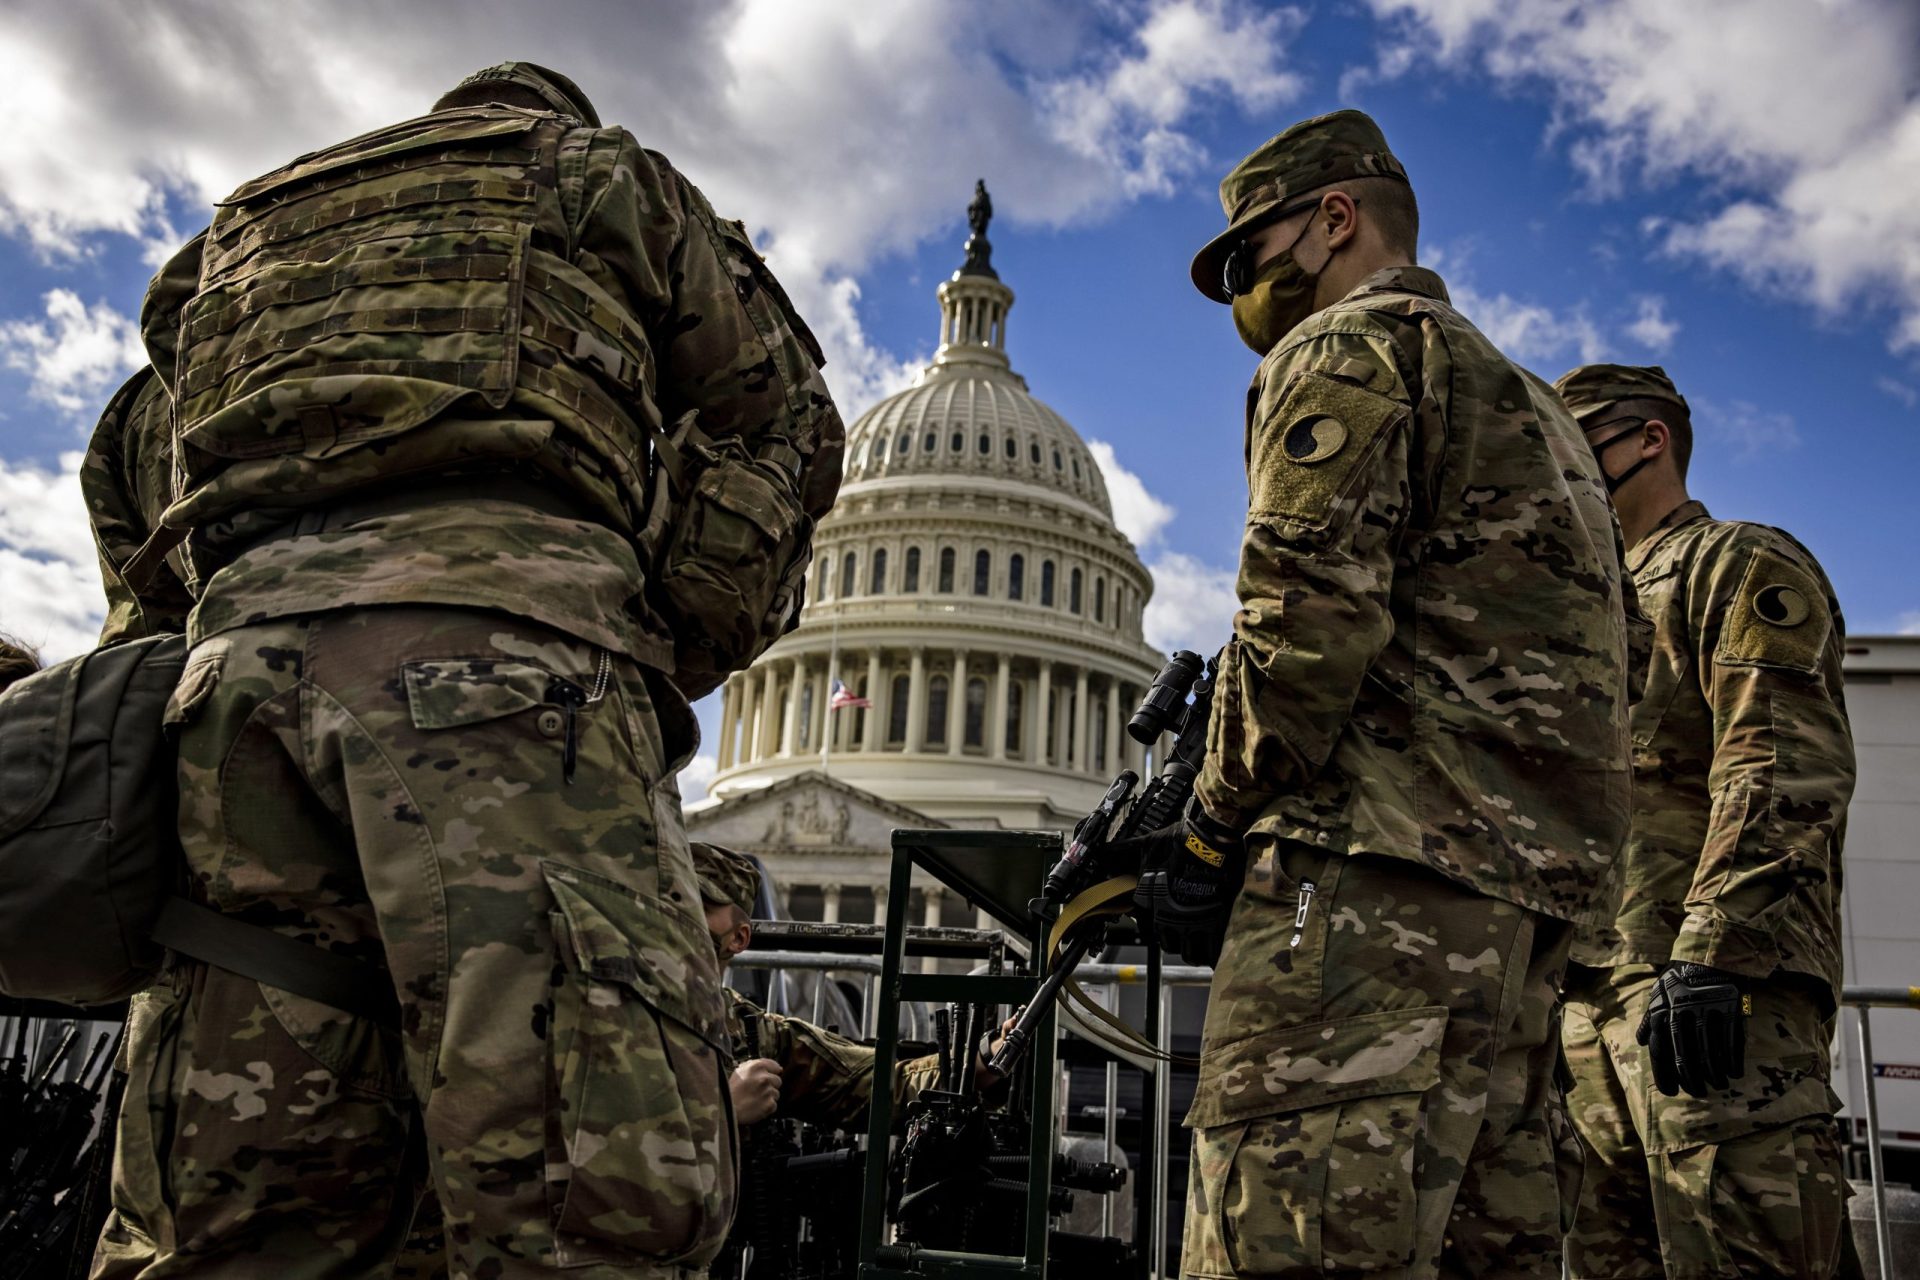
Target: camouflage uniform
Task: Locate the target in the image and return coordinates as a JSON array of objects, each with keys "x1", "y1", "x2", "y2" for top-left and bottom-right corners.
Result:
[
  {"x1": 81, "y1": 366, "x2": 194, "y2": 645},
  {"x1": 724, "y1": 988, "x2": 942, "y2": 1131},
  {"x1": 1554, "y1": 365, "x2": 1855, "y2": 1280},
  {"x1": 1181, "y1": 112, "x2": 1632, "y2": 1279},
  {"x1": 92, "y1": 63, "x2": 842, "y2": 1280}
]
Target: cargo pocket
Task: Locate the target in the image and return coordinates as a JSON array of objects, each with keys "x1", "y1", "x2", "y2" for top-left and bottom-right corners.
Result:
[
  {"x1": 105, "y1": 982, "x2": 186, "y2": 1256},
  {"x1": 1183, "y1": 1005, "x2": 1445, "y2": 1277},
  {"x1": 542, "y1": 859, "x2": 736, "y2": 1267}
]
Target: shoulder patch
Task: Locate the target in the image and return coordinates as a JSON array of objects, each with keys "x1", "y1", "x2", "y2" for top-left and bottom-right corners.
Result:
[
  {"x1": 1715, "y1": 544, "x2": 1830, "y2": 674},
  {"x1": 1250, "y1": 369, "x2": 1406, "y2": 528}
]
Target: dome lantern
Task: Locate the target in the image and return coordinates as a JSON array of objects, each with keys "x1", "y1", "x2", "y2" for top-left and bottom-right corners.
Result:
[{"x1": 935, "y1": 180, "x2": 1013, "y2": 372}]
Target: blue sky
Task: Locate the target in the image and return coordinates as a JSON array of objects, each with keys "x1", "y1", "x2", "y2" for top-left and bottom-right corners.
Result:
[{"x1": 1, "y1": 0, "x2": 1915, "y2": 788}]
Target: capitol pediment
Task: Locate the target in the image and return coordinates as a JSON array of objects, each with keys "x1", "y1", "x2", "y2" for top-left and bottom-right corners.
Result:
[{"x1": 686, "y1": 770, "x2": 945, "y2": 855}]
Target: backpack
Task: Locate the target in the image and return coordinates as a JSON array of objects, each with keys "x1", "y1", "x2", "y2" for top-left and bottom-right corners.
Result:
[
  {"x1": 0, "y1": 635, "x2": 395, "y2": 1020},
  {"x1": 0, "y1": 635, "x2": 186, "y2": 1005}
]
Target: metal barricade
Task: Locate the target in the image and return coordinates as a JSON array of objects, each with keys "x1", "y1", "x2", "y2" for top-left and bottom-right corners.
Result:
[{"x1": 1845, "y1": 985, "x2": 1920, "y2": 1280}]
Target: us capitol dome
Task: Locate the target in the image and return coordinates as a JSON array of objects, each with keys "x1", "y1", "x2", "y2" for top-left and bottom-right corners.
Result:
[{"x1": 690, "y1": 184, "x2": 1164, "y2": 926}]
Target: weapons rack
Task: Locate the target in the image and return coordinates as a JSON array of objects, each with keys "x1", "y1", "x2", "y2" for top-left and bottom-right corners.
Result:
[{"x1": 856, "y1": 829, "x2": 1166, "y2": 1279}]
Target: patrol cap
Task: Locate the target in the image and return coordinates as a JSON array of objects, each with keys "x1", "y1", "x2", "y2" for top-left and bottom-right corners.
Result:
[
  {"x1": 1553, "y1": 363, "x2": 1691, "y2": 427},
  {"x1": 434, "y1": 61, "x2": 601, "y2": 128},
  {"x1": 690, "y1": 842, "x2": 761, "y2": 918},
  {"x1": 1191, "y1": 109, "x2": 1409, "y2": 304}
]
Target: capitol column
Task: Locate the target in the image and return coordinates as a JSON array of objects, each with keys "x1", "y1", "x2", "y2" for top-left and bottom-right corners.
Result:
[
  {"x1": 947, "y1": 649, "x2": 967, "y2": 756},
  {"x1": 757, "y1": 664, "x2": 781, "y2": 760},
  {"x1": 991, "y1": 654, "x2": 1011, "y2": 760},
  {"x1": 905, "y1": 647, "x2": 929, "y2": 752},
  {"x1": 716, "y1": 679, "x2": 737, "y2": 770},
  {"x1": 780, "y1": 657, "x2": 804, "y2": 756},
  {"x1": 862, "y1": 650, "x2": 884, "y2": 752},
  {"x1": 822, "y1": 885, "x2": 842, "y2": 924},
  {"x1": 811, "y1": 662, "x2": 831, "y2": 754},
  {"x1": 1104, "y1": 678, "x2": 1122, "y2": 775},
  {"x1": 1073, "y1": 667, "x2": 1090, "y2": 773},
  {"x1": 1035, "y1": 659, "x2": 1053, "y2": 767}
]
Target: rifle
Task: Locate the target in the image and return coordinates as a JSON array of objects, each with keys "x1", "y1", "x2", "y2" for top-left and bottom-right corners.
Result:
[{"x1": 988, "y1": 649, "x2": 1215, "y2": 1076}]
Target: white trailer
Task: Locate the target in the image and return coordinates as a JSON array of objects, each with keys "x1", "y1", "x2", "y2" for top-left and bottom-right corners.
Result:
[{"x1": 1838, "y1": 635, "x2": 1920, "y2": 1153}]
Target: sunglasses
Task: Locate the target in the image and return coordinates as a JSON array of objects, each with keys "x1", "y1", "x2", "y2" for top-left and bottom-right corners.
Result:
[{"x1": 1220, "y1": 195, "x2": 1330, "y2": 299}]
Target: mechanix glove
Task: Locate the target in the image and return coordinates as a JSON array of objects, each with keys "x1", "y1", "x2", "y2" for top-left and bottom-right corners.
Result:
[
  {"x1": 1121, "y1": 804, "x2": 1245, "y2": 967},
  {"x1": 1636, "y1": 962, "x2": 1751, "y2": 1098}
]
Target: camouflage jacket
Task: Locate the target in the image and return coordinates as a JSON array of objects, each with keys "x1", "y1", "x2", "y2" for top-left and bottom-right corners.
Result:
[
  {"x1": 1196, "y1": 266, "x2": 1634, "y2": 924},
  {"x1": 81, "y1": 367, "x2": 194, "y2": 645},
  {"x1": 1574, "y1": 501, "x2": 1852, "y2": 995},
  {"x1": 725, "y1": 987, "x2": 940, "y2": 1132},
  {"x1": 144, "y1": 105, "x2": 843, "y2": 674}
]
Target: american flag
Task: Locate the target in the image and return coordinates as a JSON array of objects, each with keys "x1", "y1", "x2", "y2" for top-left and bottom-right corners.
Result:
[{"x1": 829, "y1": 677, "x2": 871, "y2": 710}]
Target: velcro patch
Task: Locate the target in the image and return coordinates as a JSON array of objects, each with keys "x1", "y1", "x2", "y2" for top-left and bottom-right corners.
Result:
[
  {"x1": 1716, "y1": 546, "x2": 1829, "y2": 674},
  {"x1": 1251, "y1": 370, "x2": 1406, "y2": 529},
  {"x1": 1184, "y1": 832, "x2": 1226, "y2": 867}
]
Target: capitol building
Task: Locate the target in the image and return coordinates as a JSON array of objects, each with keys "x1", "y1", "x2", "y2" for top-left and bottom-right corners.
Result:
[{"x1": 687, "y1": 187, "x2": 1164, "y2": 929}]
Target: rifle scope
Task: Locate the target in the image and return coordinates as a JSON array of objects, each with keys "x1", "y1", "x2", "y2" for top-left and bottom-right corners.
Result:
[{"x1": 1128, "y1": 650, "x2": 1204, "y2": 744}]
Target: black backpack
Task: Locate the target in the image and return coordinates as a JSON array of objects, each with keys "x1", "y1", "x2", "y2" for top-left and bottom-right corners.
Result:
[{"x1": 0, "y1": 635, "x2": 393, "y2": 1020}]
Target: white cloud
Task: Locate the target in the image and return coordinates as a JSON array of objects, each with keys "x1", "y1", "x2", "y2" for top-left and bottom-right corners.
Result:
[
  {"x1": 1040, "y1": 1, "x2": 1306, "y2": 198},
  {"x1": 1452, "y1": 284, "x2": 1605, "y2": 366},
  {"x1": 1088, "y1": 439, "x2": 1177, "y2": 550},
  {"x1": 1356, "y1": 0, "x2": 1920, "y2": 350},
  {"x1": 1625, "y1": 295, "x2": 1678, "y2": 352},
  {"x1": 1143, "y1": 551, "x2": 1239, "y2": 654},
  {"x1": 0, "y1": 289, "x2": 144, "y2": 415},
  {"x1": 681, "y1": 753, "x2": 719, "y2": 804},
  {"x1": 0, "y1": 0, "x2": 1305, "y2": 417},
  {"x1": 0, "y1": 452, "x2": 105, "y2": 661},
  {"x1": 1875, "y1": 377, "x2": 1918, "y2": 410},
  {"x1": 1695, "y1": 399, "x2": 1800, "y2": 462},
  {"x1": 1898, "y1": 612, "x2": 1920, "y2": 637}
]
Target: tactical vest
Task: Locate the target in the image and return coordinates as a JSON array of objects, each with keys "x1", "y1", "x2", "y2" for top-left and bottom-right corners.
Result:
[{"x1": 163, "y1": 105, "x2": 656, "y2": 554}]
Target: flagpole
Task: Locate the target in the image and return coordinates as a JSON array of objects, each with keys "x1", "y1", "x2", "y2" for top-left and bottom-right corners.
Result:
[{"x1": 821, "y1": 610, "x2": 841, "y2": 774}]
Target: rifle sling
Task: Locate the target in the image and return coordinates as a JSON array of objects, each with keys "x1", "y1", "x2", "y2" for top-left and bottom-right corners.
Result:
[{"x1": 151, "y1": 897, "x2": 400, "y2": 1027}]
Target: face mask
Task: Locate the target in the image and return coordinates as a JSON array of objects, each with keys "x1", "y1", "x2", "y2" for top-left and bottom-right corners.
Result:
[
  {"x1": 1230, "y1": 219, "x2": 1321, "y2": 355},
  {"x1": 1588, "y1": 420, "x2": 1650, "y2": 495}
]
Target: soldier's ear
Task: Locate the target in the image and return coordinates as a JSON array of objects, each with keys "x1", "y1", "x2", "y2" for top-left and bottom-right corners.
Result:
[
  {"x1": 1321, "y1": 190, "x2": 1359, "y2": 252},
  {"x1": 1642, "y1": 419, "x2": 1672, "y2": 461}
]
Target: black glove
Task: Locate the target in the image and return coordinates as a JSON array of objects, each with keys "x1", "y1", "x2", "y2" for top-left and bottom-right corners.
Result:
[
  {"x1": 1119, "y1": 805, "x2": 1245, "y2": 967},
  {"x1": 1636, "y1": 962, "x2": 1751, "y2": 1098}
]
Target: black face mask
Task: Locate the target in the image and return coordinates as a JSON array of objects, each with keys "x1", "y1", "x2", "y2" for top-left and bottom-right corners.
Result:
[{"x1": 1587, "y1": 418, "x2": 1650, "y2": 496}]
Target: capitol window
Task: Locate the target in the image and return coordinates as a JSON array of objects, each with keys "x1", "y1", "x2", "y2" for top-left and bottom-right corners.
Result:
[
  {"x1": 925, "y1": 431, "x2": 936, "y2": 452},
  {"x1": 1052, "y1": 448, "x2": 1062, "y2": 470},
  {"x1": 973, "y1": 549, "x2": 991, "y2": 596},
  {"x1": 1008, "y1": 554, "x2": 1024, "y2": 601},
  {"x1": 951, "y1": 431, "x2": 963, "y2": 452},
  {"x1": 977, "y1": 432, "x2": 991, "y2": 456},
  {"x1": 965, "y1": 677, "x2": 987, "y2": 748},
  {"x1": 1041, "y1": 560, "x2": 1055, "y2": 606},
  {"x1": 1006, "y1": 682, "x2": 1025, "y2": 755},
  {"x1": 904, "y1": 547, "x2": 921, "y2": 592},
  {"x1": 927, "y1": 675, "x2": 950, "y2": 746},
  {"x1": 897, "y1": 432, "x2": 912, "y2": 455},
  {"x1": 1070, "y1": 567, "x2": 1083, "y2": 615},
  {"x1": 1094, "y1": 575, "x2": 1106, "y2": 622},
  {"x1": 798, "y1": 682, "x2": 814, "y2": 749},
  {"x1": 1004, "y1": 436, "x2": 1016, "y2": 459},
  {"x1": 871, "y1": 548, "x2": 888, "y2": 594},
  {"x1": 938, "y1": 548, "x2": 955, "y2": 593},
  {"x1": 1029, "y1": 441, "x2": 1041, "y2": 465},
  {"x1": 841, "y1": 551, "x2": 856, "y2": 597},
  {"x1": 888, "y1": 675, "x2": 910, "y2": 745}
]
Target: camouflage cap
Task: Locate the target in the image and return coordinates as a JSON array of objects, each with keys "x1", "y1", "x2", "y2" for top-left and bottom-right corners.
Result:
[
  {"x1": 690, "y1": 842, "x2": 761, "y2": 917},
  {"x1": 434, "y1": 61, "x2": 601, "y2": 128},
  {"x1": 1552, "y1": 363, "x2": 1692, "y2": 427},
  {"x1": 1191, "y1": 108, "x2": 1409, "y2": 303}
]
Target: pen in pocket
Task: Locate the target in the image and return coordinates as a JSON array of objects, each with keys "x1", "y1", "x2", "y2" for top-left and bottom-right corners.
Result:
[{"x1": 1290, "y1": 879, "x2": 1316, "y2": 949}]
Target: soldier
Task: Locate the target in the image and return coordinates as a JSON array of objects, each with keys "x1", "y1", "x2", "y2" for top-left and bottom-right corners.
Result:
[
  {"x1": 90, "y1": 61, "x2": 843, "y2": 1279},
  {"x1": 1128, "y1": 110, "x2": 1633, "y2": 1277},
  {"x1": 1553, "y1": 364, "x2": 1855, "y2": 1279},
  {"x1": 0, "y1": 635, "x2": 37, "y2": 690},
  {"x1": 689, "y1": 842, "x2": 1002, "y2": 1130}
]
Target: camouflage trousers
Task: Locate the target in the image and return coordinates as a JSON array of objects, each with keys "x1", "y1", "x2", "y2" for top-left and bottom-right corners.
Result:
[
  {"x1": 1561, "y1": 963, "x2": 1849, "y2": 1279},
  {"x1": 1182, "y1": 841, "x2": 1575, "y2": 1280},
  {"x1": 89, "y1": 607, "x2": 737, "y2": 1279}
]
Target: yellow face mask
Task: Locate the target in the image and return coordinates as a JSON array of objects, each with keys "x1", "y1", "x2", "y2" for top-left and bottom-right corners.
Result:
[{"x1": 1229, "y1": 219, "x2": 1321, "y2": 355}]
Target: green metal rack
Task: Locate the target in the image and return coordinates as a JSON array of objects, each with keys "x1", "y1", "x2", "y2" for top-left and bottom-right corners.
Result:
[{"x1": 855, "y1": 827, "x2": 1168, "y2": 1279}]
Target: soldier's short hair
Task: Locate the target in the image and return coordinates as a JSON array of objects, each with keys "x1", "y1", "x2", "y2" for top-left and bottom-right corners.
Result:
[
  {"x1": 0, "y1": 634, "x2": 40, "y2": 691},
  {"x1": 1348, "y1": 174, "x2": 1419, "y2": 257}
]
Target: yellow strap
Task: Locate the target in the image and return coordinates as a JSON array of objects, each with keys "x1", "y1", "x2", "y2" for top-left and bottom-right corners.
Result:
[{"x1": 1045, "y1": 876, "x2": 1199, "y2": 1066}]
